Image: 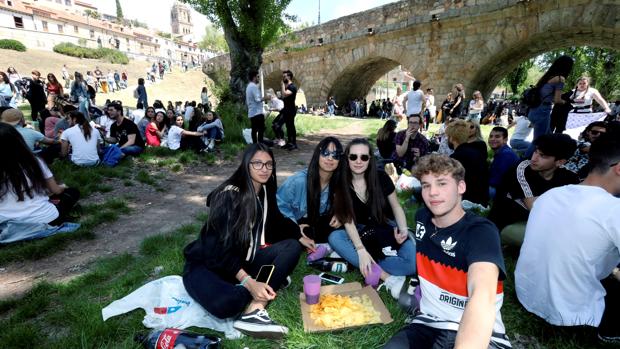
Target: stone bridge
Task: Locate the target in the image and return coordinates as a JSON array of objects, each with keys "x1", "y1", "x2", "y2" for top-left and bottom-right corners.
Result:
[{"x1": 204, "y1": 0, "x2": 620, "y2": 107}]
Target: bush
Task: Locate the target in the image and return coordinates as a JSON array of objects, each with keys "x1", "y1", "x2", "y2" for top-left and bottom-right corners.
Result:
[
  {"x1": 215, "y1": 100, "x2": 247, "y2": 144},
  {"x1": 0, "y1": 39, "x2": 26, "y2": 52},
  {"x1": 53, "y1": 42, "x2": 129, "y2": 64}
]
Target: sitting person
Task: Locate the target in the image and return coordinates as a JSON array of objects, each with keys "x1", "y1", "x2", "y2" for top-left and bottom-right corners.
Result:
[
  {"x1": 508, "y1": 114, "x2": 532, "y2": 155},
  {"x1": 329, "y1": 138, "x2": 416, "y2": 299},
  {"x1": 137, "y1": 107, "x2": 155, "y2": 140},
  {"x1": 488, "y1": 133, "x2": 579, "y2": 236},
  {"x1": 145, "y1": 111, "x2": 167, "y2": 147},
  {"x1": 392, "y1": 114, "x2": 430, "y2": 173},
  {"x1": 60, "y1": 111, "x2": 102, "y2": 167},
  {"x1": 515, "y1": 133, "x2": 620, "y2": 343},
  {"x1": 445, "y1": 119, "x2": 490, "y2": 206},
  {"x1": 277, "y1": 137, "x2": 344, "y2": 250},
  {"x1": 0, "y1": 123, "x2": 80, "y2": 226},
  {"x1": 183, "y1": 144, "x2": 301, "y2": 339},
  {"x1": 1, "y1": 108, "x2": 59, "y2": 161},
  {"x1": 167, "y1": 115, "x2": 207, "y2": 151},
  {"x1": 488, "y1": 126, "x2": 520, "y2": 199},
  {"x1": 106, "y1": 102, "x2": 145, "y2": 156},
  {"x1": 385, "y1": 154, "x2": 511, "y2": 349},
  {"x1": 564, "y1": 121, "x2": 607, "y2": 179},
  {"x1": 197, "y1": 111, "x2": 224, "y2": 152},
  {"x1": 376, "y1": 119, "x2": 397, "y2": 165}
]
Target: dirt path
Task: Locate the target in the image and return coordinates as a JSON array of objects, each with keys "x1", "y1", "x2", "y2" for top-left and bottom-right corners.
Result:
[{"x1": 0, "y1": 124, "x2": 367, "y2": 300}]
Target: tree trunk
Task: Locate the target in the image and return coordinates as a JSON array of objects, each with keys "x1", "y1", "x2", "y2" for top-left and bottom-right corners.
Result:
[{"x1": 225, "y1": 34, "x2": 263, "y2": 104}]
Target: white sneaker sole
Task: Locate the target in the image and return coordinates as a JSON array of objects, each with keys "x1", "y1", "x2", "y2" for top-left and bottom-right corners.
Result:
[{"x1": 233, "y1": 321, "x2": 289, "y2": 339}]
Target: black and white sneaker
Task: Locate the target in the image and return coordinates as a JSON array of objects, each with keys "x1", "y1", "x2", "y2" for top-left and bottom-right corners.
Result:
[
  {"x1": 233, "y1": 309, "x2": 289, "y2": 339},
  {"x1": 281, "y1": 276, "x2": 292, "y2": 289}
]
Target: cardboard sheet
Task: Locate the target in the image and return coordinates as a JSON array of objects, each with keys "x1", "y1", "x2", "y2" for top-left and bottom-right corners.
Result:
[{"x1": 299, "y1": 282, "x2": 393, "y2": 332}]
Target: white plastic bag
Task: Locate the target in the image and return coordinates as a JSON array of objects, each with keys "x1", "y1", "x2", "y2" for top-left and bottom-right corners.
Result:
[
  {"x1": 242, "y1": 128, "x2": 253, "y2": 144},
  {"x1": 395, "y1": 173, "x2": 421, "y2": 193},
  {"x1": 101, "y1": 275, "x2": 241, "y2": 339}
]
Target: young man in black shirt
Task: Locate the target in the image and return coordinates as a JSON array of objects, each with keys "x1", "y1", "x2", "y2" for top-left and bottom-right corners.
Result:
[
  {"x1": 385, "y1": 154, "x2": 511, "y2": 348},
  {"x1": 106, "y1": 102, "x2": 144, "y2": 156},
  {"x1": 280, "y1": 70, "x2": 298, "y2": 151},
  {"x1": 489, "y1": 133, "x2": 578, "y2": 233}
]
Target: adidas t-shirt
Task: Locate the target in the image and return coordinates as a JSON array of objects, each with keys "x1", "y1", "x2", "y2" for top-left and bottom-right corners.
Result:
[{"x1": 413, "y1": 208, "x2": 511, "y2": 348}]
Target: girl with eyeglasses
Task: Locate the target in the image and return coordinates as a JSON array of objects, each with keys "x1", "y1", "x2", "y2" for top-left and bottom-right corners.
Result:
[
  {"x1": 277, "y1": 137, "x2": 345, "y2": 256},
  {"x1": 329, "y1": 138, "x2": 416, "y2": 299},
  {"x1": 183, "y1": 144, "x2": 301, "y2": 338}
]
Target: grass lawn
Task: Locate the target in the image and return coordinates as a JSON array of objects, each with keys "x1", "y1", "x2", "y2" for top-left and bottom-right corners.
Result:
[{"x1": 1, "y1": 197, "x2": 616, "y2": 348}]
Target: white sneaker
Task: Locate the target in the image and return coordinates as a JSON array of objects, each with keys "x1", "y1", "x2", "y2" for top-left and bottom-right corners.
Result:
[
  {"x1": 379, "y1": 275, "x2": 406, "y2": 300},
  {"x1": 207, "y1": 138, "x2": 215, "y2": 151}
]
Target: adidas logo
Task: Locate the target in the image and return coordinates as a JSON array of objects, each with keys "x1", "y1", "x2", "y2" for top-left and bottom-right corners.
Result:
[{"x1": 440, "y1": 237, "x2": 457, "y2": 257}]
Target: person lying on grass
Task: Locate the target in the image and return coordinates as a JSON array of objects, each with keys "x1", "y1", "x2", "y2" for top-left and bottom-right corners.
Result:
[{"x1": 183, "y1": 143, "x2": 302, "y2": 339}]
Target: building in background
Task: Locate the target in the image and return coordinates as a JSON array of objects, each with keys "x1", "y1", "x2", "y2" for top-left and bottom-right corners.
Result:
[{"x1": 0, "y1": 0, "x2": 214, "y2": 65}]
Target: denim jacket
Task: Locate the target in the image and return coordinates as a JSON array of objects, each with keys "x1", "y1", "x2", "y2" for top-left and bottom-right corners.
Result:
[{"x1": 277, "y1": 169, "x2": 330, "y2": 223}]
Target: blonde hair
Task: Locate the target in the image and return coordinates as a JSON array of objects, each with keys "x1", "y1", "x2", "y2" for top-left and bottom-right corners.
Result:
[
  {"x1": 413, "y1": 153, "x2": 465, "y2": 182},
  {"x1": 445, "y1": 119, "x2": 472, "y2": 145}
]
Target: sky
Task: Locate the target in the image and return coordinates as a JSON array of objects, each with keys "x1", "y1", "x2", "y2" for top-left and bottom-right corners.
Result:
[{"x1": 95, "y1": 0, "x2": 398, "y2": 40}]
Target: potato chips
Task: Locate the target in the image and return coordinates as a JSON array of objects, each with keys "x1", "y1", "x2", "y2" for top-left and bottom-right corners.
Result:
[{"x1": 309, "y1": 294, "x2": 381, "y2": 329}]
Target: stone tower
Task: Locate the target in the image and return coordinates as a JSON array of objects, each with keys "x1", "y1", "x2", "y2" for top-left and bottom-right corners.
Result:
[{"x1": 171, "y1": 1, "x2": 192, "y2": 36}]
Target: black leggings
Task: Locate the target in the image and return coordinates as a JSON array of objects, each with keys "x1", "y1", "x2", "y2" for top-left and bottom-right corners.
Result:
[
  {"x1": 250, "y1": 114, "x2": 265, "y2": 144},
  {"x1": 272, "y1": 113, "x2": 285, "y2": 140},
  {"x1": 49, "y1": 187, "x2": 81, "y2": 226},
  {"x1": 283, "y1": 111, "x2": 297, "y2": 145},
  {"x1": 183, "y1": 239, "x2": 302, "y2": 319}
]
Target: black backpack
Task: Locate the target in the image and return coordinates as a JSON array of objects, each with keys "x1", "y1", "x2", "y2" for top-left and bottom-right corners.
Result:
[{"x1": 522, "y1": 86, "x2": 542, "y2": 109}]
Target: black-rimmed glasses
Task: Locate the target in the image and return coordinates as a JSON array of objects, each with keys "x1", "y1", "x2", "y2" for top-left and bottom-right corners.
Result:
[
  {"x1": 348, "y1": 154, "x2": 370, "y2": 162},
  {"x1": 250, "y1": 161, "x2": 274, "y2": 170},
  {"x1": 320, "y1": 149, "x2": 341, "y2": 160}
]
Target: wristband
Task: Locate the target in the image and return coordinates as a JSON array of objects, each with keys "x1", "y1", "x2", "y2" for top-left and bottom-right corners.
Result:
[{"x1": 239, "y1": 275, "x2": 251, "y2": 287}]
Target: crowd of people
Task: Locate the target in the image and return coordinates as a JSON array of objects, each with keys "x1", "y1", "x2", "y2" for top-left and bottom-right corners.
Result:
[{"x1": 2, "y1": 53, "x2": 620, "y2": 348}]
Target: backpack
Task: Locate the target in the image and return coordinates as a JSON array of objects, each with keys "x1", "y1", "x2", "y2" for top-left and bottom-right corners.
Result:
[
  {"x1": 102, "y1": 144, "x2": 123, "y2": 167},
  {"x1": 521, "y1": 86, "x2": 542, "y2": 109}
]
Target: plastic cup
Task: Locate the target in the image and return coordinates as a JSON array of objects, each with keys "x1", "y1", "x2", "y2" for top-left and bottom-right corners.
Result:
[
  {"x1": 365, "y1": 263, "x2": 382, "y2": 288},
  {"x1": 307, "y1": 244, "x2": 328, "y2": 262},
  {"x1": 303, "y1": 275, "x2": 321, "y2": 305}
]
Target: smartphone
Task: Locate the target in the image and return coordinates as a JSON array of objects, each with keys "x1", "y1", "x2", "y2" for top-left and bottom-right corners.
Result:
[
  {"x1": 256, "y1": 265, "x2": 275, "y2": 284},
  {"x1": 319, "y1": 272, "x2": 344, "y2": 285}
]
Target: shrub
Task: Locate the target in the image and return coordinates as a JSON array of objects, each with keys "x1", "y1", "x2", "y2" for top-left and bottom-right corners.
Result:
[
  {"x1": 0, "y1": 39, "x2": 26, "y2": 52},
  {"x1": 53, "y1": 42, "x2": 129, "y2": 64},
  {"x1": 215, "y1": 100, "x2": 247, "y2": 144}
]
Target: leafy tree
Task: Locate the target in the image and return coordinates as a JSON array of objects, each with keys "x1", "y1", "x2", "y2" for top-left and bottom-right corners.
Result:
[
  {"x1": 115, "y1": 0, "x2": 124, "y2": 23},
  {"x1": 182, "y1": 0, "x2": 296, "y2": 103},
  {"x1": 84, "y1": 9, "x2": 101, "y2": 20},
  {"x1": 199, "y1": 24, "x2": 228, "y2": 53},
  {"x1": 500, "y1": 59, "x2": 534, "y2": 95},
  {"x1": 539, "y1": 47, "x2": 620, "y2": 98}
]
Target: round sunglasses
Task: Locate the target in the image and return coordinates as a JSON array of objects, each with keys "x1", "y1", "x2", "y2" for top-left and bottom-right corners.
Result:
[{"x1": 348, "y1": 154, "x2": 370, "y2": 162}]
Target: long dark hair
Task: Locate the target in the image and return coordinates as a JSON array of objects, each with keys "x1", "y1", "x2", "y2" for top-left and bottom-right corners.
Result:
[
  {"x1": 207, "y1": 143, "x2": 277, "y2": 249},
  {"x1": 537, "y1": 55, "x2": 574, "y2": 88},
  {"x1": 0, "y1": 123, "x2": 47, "y2": 201},
  {"x1": 306, "y1": 137, "x2": 344, "y2": 226},
  {"x1": 334, "y1": 138, "x2": 386, "y2": 224},
  {"x1": 377, "y1": 120, "x2": 397, "y2": 141},
  {"x1": 69, "y1": 111, "x2": 92, "y2": 141}
]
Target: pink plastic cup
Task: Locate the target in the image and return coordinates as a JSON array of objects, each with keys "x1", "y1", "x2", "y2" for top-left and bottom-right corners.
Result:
[
  {"x1": 303, "y1": 275, "x2": 321, "y2": 305},
  {"x1": 365, "y1": 263, "x2": 382, "y2": 288},
  {"x1": 307, "y1": 244, "x2": 329, "y2": 262}
]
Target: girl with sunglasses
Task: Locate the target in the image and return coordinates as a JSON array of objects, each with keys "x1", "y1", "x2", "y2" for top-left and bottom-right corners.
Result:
[
  {"x1": 183, "y1": 144, "x2": 301, "y2": 339},
  {"x1": 277, "y1": 137, "x2": 345, "y2": 256},
  {"x1": 329, "y1": 138, "x2": 416, "y2": 299}
]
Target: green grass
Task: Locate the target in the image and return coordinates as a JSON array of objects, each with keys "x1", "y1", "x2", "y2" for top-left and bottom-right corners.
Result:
[
  {"x1": 0, "y1": 198, "x2": 129, "y2": 266},
  {"x1": 50, "y1": 161, "x2": 130, "y2": 197},
  {"x1": 1, "y1": 199, "x2": 615, "y2": 348}
]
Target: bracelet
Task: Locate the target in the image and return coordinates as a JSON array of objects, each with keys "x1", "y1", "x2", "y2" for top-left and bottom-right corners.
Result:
[{"x1": 238, "y1": 275, "x2": 251, "y2": 287}]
